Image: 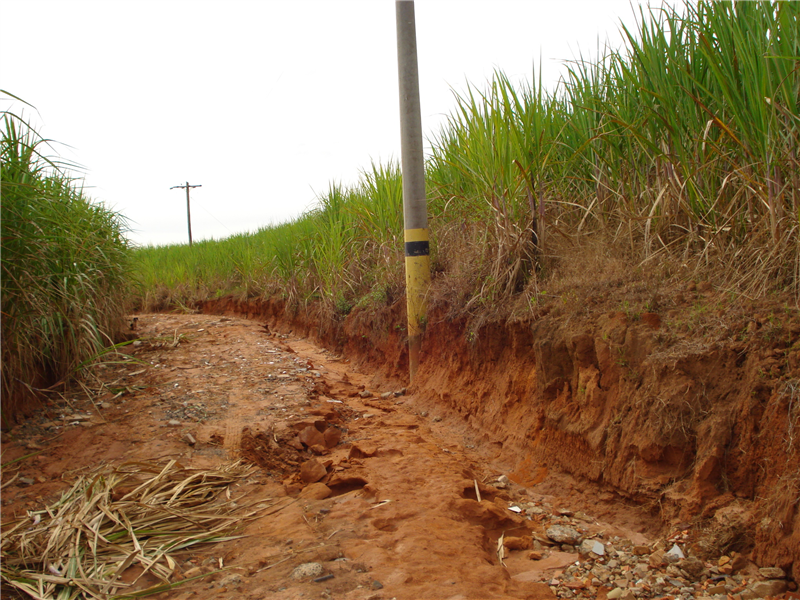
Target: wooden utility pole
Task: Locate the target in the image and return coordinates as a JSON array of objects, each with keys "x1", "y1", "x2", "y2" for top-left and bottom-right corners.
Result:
[
  {"x1": 396, "y1": 0, "x2": 430, "y2": 383},
  {"x1": 170, "y1": 181, "x2": 201, "y2": 246}
]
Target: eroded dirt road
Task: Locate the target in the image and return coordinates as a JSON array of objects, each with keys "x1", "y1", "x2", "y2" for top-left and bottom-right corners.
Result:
[{"x1": 2, "y1": 313, "x2": 690, "y2": 600}]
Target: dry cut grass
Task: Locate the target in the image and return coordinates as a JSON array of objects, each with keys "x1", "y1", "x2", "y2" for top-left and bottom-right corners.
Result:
[{"x1": 0, "y1": 460, "x2": 270, "y2": 599}]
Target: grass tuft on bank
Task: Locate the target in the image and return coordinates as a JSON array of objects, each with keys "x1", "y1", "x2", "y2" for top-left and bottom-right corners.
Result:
[{"x1": 1, "y1": 104, "x2": 132, "y2": 425}]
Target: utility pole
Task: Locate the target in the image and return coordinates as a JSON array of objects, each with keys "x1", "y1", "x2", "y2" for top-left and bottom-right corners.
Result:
[
  {"x1": 170, "y1": 181, "x2": 201, "y2": 246},
  {"x1": 396, "y1": 0, "x2": 430, "y2": 383}
]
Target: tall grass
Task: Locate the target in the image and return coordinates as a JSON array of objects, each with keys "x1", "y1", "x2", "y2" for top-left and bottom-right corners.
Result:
[
  {"x1": 1, "y1": 109, "x2": 131, "y2": 425},
  {"x1": 134, "y1": 162, "x2": 405, "y2": 315},
  {"x1": 133, "y1": 0, "x2": 800, "y2": 313}
]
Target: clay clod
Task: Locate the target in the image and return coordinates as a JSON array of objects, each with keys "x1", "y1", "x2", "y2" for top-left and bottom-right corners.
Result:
[
  {"x1": 503, "y1": 536, "x2": 532, "y2": 550},
  {"x1": 349, "y1": 443, "x2": 377, "y2": 459},
  {"x1": 299, "y1": 426, "x2": 325, "y2": 448},
  {"x1": 299, "y1": 458, "x2": 327, "y2": 483},
  {"x1": 323, "y1": 426, "x2": 342, "y2": 448},
  {"x1": 299, "y1": 482, "x2": 332, "y2": 500}
]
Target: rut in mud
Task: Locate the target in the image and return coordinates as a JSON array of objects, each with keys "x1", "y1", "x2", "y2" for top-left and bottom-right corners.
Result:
[{"x1": 1, "y1": 303, "x2": 798, "y2": 600}]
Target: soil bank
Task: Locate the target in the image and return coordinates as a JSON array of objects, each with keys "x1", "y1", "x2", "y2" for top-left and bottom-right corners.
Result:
[{"x1": 199, "y1": 288, "x2": 800, "y2": 584}]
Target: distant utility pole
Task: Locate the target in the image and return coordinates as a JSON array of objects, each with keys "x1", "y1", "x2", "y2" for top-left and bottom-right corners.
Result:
[
  {"x1": 396, "y1": 0, "x2": 430, "y2": 383},
  {"x1": 170, "y1": 181, "x2": 201, "y2": 247}
]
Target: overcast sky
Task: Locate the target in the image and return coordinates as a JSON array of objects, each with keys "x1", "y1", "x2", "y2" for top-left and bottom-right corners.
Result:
[{"x1": 1, "y1": 0, "x2": 662, "y2": 247}]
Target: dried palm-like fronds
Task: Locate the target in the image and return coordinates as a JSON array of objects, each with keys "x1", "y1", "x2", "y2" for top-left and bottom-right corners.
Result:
[{"x1": 1, "y1": 460, "x2": 271, "y2": 599}]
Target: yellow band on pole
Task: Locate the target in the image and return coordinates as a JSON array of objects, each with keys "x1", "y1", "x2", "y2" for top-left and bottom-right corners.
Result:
[
  {"x1": 405, "y1": 256, "x2": 429, "y2": 337},
  {"x1": 404, "y1": 228, "x2": 430, "y2": 381},
  {"x1": 404, "y1": 228, "x2": 429, "y2": 243}
]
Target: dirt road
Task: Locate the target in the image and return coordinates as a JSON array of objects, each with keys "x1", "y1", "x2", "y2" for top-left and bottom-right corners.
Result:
[{"x1": 5, "y1": 313, "x2": 772, "y2": 600}]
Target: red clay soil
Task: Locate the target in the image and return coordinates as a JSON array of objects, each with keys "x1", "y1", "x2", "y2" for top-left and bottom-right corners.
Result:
[
  {"x1": 1, "y1": 285, "x2": 798, "y2": 599},
  {"x1": 198, "y1": 287, "x2": 800, "y2": 586},
  {"x1": 1, "y1": 313, "x2": 582, "y2": 599}
]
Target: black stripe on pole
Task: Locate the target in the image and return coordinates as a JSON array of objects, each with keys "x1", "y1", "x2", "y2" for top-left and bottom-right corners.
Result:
[{"x1": 405, "y1": 241, "x2": 430, "y2": 257}]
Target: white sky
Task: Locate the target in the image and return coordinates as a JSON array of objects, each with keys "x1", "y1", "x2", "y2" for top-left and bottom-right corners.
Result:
[{"x1": 1, "y1": 0, "x2": 660, "y2": 247}]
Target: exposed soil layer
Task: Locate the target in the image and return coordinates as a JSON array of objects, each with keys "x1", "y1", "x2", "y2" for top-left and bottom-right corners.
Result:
[
  {"x1": 197, "y1": 288, "x2": 800, "y2": 586},
  {"x1": 1, "y1": 287, "x2": 798, "y2": 599}
]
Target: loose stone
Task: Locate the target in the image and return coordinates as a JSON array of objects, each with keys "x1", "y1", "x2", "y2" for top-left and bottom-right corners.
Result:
[
  {"x1": 546, "y1": 524, "x2": 582, "y2": 545},
  {"x1": 290, "y1": 563, "x2": 324, "y2": 580}
]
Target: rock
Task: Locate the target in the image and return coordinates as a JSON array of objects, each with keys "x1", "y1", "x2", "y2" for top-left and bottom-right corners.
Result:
[
  {"x1": 579, "y1": 539, "x2": 605, "y2": 555},
  {"x1": 358, "y1": 390, "x2": 372, "y2": 398},
  {"x1": 299, "y1": 426, "x2": 325, "y2": 447},
  {"x1": 290, "y1": 562, "x2": 324, "y2": 580},
  {"x1": 564, "y1": 580, "x2": 586, "y2": 590},
  {"x1": 380, "y1": 392, "x2": 393, "y2": 399},
  {"x1": 18, "y1": 477, "x2": 35, "y2": 486},
  {"x1": 182, "y1": 433, "x2": 196, "y2": 446},
  {"x1": 633, "y1": 545, "x2": 650, "y2": 556},
  {"x1": 528, "y1": 551, "x2": 543, "y2": 560},
  {"x1": 606, "y1": 588, "x2": 624, "y2": 599},
  {"x1": 546, "y1": 525, "x2": 582, "y2": 545},
  {"x1": 591, "y1": 565, "x2": 611, "y2": 581},
  {"x1": 168, "y1": 419, "x2": 181, "y2": 427},
  {"x1": 718, "y1": 555, "x2": 730, "y2": 566},
  {"x1": 503, "y1": 536, "x2": 532, "y2": 550},
  {"x1": 496, "y1": 474, "x2": 510, "y2": 486},
  {"x1": 757, "y1": 566, "x2": 785, "y2": 579},
  {"x1": 299, "y1": 458, "x2": 327, "y2": 483},
  {"x1": 394, "y1": 388, "x2": 406, "y2": 397},
  {"x1": 748, "y1": 579, "x2": 788, "y2": 598},
  {"x1": 648, "y1": 549, "x2": 666, "y2": 568},
  {"x1": 706, "y1": 584, "x2": 726, "y2": 594},
  {"x1": 299, "y1": 482, "x2": 332, "y2": 500},
  {"x1": 323, "y1": 427, "x2": 342, "y2": 448},
  {"x1": 371, "y1": 580, "x2": 383, "y2": 590},
  {"x1": 309, "y1": 444, "x2": 327, "y2": 455}
]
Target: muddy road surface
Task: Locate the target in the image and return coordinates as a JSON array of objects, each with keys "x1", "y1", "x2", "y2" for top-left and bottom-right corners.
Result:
[{"x1": 3, "y1": 313, "x2": 781, "y2": 600}]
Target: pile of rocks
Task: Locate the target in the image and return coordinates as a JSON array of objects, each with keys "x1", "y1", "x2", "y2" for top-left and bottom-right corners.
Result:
[{"x1": 505, "y1": 498, "x2": 795, "y2": 600}]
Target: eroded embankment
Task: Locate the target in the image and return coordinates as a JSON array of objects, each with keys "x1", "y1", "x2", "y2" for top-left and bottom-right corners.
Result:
[{"x1": 199, "y1": 295, "x2": 800, "y2": 582}]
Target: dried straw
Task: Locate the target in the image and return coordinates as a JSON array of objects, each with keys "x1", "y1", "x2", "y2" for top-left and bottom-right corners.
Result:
[{"x1": 1, "y1": 459, "x2": 271, "y2": 599}]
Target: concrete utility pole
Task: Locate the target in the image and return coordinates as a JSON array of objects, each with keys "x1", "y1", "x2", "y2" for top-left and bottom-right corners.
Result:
[
  {"x1": 396, "y1": 0, "x2": 430, "y2": 383},
  {"x1": 170, "y1": 181, "x2": 201, "y2": 247}
]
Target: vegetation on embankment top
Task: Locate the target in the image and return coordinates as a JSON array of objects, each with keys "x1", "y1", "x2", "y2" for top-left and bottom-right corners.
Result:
[
  {"x1": 1, "y1": 105, "x2": 132, "y2": 426},
  {"x1": 132, "y1": 1, "x2": 800, "y2": 316}
]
